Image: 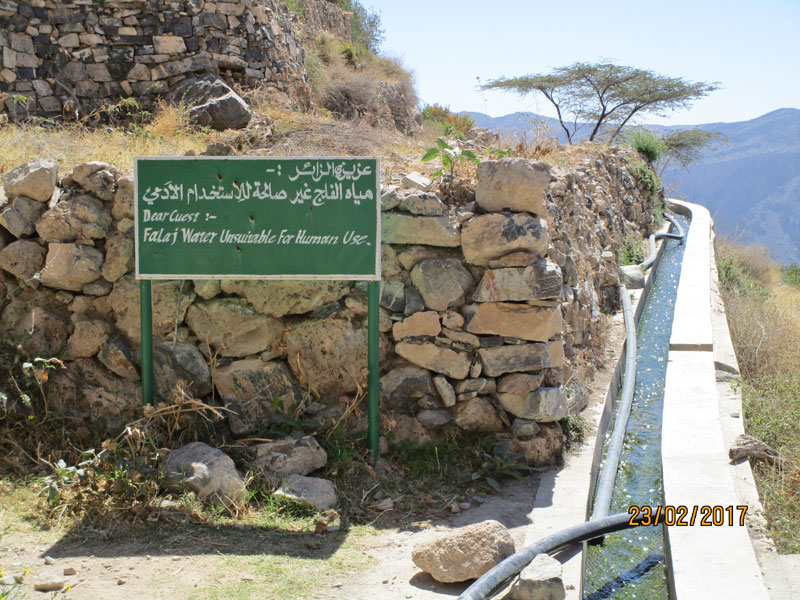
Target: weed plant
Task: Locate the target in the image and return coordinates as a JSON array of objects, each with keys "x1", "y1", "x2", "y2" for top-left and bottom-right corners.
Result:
[
  {"x1": 620, "y1": 233, "x2": 646, "y2": 265},
  {"x1": 717, "y1": 238, "x2": 800, "y2": 551},
  {"x1": 421, "y1": 104, "x2": 475, "y2": 140},
  {"x1": 628, "y1": 126, "x2": 666, "y2": 164},
  {"x1": 629, "y1": 160, "x2": 665, "y2": 226}
]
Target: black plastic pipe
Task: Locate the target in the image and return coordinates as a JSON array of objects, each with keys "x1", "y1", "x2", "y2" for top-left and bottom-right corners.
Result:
[
  {"x1": 641, "y1": 213, "x2": 686, "y2": 270},
  {"x1": 662, "y1": 213, "x2": 685, "y2": 241},
  {"x1": 457, "y1": 511, "x2": 649, "y2": 600}
]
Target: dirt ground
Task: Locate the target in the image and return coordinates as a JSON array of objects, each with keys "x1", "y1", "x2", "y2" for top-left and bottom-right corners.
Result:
[
  {"x1": 0, "y1": 477, "x2": 539, "y2": 600},
  {"x1": 310, "y1": 477, "x2": 540, "y2": 600},
  {"x1": 0, "y1": 315, "x2": 624, "y2": 600}
]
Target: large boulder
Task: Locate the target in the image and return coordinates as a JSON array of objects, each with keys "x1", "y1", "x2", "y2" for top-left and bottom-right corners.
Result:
[
  {"x1": 0, "y1": 291, "x2": 70, "y2": 357},
  {"x1": 251, "y1": 436, "x2": 327, "y2": 476},
  {"x1": 410, "y1": 258, "x2": 473, "y2": 311},
  {"x1": 392, "y1": 311, "x2": 441, "y2": 341},
  {"x1": 163, "y1": 442, "x2": 247, "y2": 504},
  {"x1": 36, "y1": 194, "x2": 112, "y2": 243},
  {"x1": 466, "y1": 304, "x2": 563, "y2": 342},
  {"x1": 477, "y1": 341, "x2": 566, "y2": 377},
  {"x1": 510, "y1": 553, "x2": 565, "y2": 600},
  {"x1": 101, "y1": 234, "x2": 134, "y2": 282},
  {"x1": 497, "y1": 386, "x2": 568, "y2": 422},
  {"x1": 274, "y1": 474, "x2": 337, "y2": 511},
  {"x1": 69, "y1": 358, "x2": 141, "y2": 432},
  {"x1": 70, "y1": 162, "x2": 119, "y2": 201},
  {"x1": 169, "y1": 75, "x2": 252, "y2": 131},
  {"x1": 65, "y1": 316, "x2": 111, "y2": 359},
  {"x1": 0, "y1": 239, "x2": 45, "y2": 285},
  {"x1": 0, "y1": 196, "x2": 45, "y2": 238},
  {"x1": 398, "y1": 192, "x2": 445, "y2": 216},
  {"x1": 2, "y1": 158, "x2": 58, "y2": 202},
  {"x1": 412, "y1": 520, "x2": 515, "y2": 583},
  {"x1": 473, "y1": 261, "x2": 563, "y2": 302},
  {"x1": 395, "y1": 342, "x2": 470, "y2": 379},
  {"x1": 213, "y1": 359, "x2": 303, "y2": 436},
  {"x1": 98, "y1": 335, "x2": 139, "y2": 380},
  {"x1": 380, "y1": 366, "x2": 436, "y2": 412},
  {"x1": 220, "y1": 280, "x2": 350, "y2": 318},
  {"x1": 475, "y1": 159, "x2": 552, "y2": 215},
  {"x1": 108, "y1": 275, "x2": 195, "y2": 343},
  {"x1": 504, "y1": 423, "x2": 564, "y2": 467},
  {"x1": 620, "y1": 264, "x2": 645, "y2": 289},
  {"x1": 461, "y1": 213, "x2": 549, "y2": 266},
  {"x1": 153, "y1": 341, "x2": 212, "y2": 398},
  {"x1": 39, "y1": 243, "x2": 103, "y2": 291},
  {"x1": 381, "y1": 213, "x2": 461, "y2": 247},
  {"x1": 185, "y1": 298, "x2": 284, "y2": 357},
  {"x1": 285, "y1": 317, "x2": 368, "y2": 399},
  {"x1": 454, "y1": 397, "x2": 504, "y2": 432}
]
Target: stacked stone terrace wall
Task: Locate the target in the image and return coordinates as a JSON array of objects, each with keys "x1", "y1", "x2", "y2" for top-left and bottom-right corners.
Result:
[
  {"x1": 0, "y1": 0, "x2": 348, "y2": 119},
  {"x1": 0, "y1": 151, "x2": 655, "y2": 466}
]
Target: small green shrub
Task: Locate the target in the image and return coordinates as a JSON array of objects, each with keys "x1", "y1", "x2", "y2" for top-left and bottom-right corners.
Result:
[
  {"x1": 784, "y1": 263, "x2": 800, "y2": 288},
  {"x1": 285, "y1": 0, "x2": 306, "y2": 14},
  {"x1": 421, "y1": 137, "x2": 479, "y2": 180},
  {"x1": 560, "y1": 414, "x2": 585, "y2": 449},
  {"x1": 620, "y1": 233, "x2": 645, "y2": 265},
  {"x1": 718, "y1": 256, "x2": 767, "y2": 298},
  {"x1": 421, "y1": 104, "x2": 475, "y2": 140},
  {"x1": 629, "y1": 127, "x2": 667, "y2": 164},
  {"x1": 629, "y1": 160, "x2": 664, "y2": 226}
]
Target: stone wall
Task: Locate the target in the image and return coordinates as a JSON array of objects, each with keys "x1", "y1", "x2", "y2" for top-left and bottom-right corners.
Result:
[
  {"x1": 0, "y1": 151, "x2": 655, "y2": 466},
  {"x1": 0, "y1": 0, "x2": 348, "y2": 119}
]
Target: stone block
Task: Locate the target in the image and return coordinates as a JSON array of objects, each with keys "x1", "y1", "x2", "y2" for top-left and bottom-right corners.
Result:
[
  {"x1": 381, "y1": 213, "x2": 460, "y2": 247},
  {"x1": 462, "y1": 213, "x2": 549, "y2": 266},
  {"x1": 466, "y1": 303, "x2": 563, "y2": 342},
  {"x1": 476, "y1": 159, "x2": 552, "y2": 215}
]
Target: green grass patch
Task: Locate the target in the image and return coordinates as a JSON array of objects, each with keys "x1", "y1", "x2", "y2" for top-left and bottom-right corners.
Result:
[{"x1": 741, "y1": 376, "x2": 800, "y2": 552}]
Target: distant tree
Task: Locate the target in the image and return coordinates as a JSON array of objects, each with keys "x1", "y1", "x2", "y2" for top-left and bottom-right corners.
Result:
[
  {"x1": 482, "y1": 62, "x2": 719, "y2": 144},
  {"x1": 339, "y1": 0, "x2": 384, "y2": 52},
  {"x1": 656, "y1": 128, "x2": 728, "y2": 175}
]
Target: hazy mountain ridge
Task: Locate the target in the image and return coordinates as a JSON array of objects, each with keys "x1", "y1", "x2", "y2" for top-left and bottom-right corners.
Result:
[{"x1": 464, "y1": 108, "x2": 800, "y2": 264}]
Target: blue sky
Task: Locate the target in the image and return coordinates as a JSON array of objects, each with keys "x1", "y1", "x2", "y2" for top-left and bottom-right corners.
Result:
[{"x1": 361, "y1": 0, "x2": 800, "y2": 125}]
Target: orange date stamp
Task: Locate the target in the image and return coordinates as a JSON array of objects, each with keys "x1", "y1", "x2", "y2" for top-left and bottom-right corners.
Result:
[{"x1": 628, "y1": 505, "x2": 748, "y2": 527}]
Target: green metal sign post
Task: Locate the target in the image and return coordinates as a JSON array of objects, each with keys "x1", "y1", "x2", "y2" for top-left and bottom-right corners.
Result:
[{"x1": 135, "y1": 157, "x2": 381, "y2": 459}]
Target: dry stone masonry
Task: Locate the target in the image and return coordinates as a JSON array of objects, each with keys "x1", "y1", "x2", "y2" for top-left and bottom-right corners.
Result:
[
  {"x1": 0, "y1": 0, "x2": 346, "y2": 121},
  {"x1": 0, "y1": 150, "x2": 655, "y2": 467}
]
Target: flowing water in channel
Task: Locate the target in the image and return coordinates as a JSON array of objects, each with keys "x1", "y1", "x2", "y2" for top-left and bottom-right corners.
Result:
[{"x1": 583, "y1": 214, "x2": 691, "y2": 600}]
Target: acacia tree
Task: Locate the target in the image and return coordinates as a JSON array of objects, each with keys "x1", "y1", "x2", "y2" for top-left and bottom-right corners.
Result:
[
  {"x1": 656, "y1": 128, "x2": 727, "y2": 176},
  {"x1": 482, "y1": 62, "x2": 719, "y2": 143}
]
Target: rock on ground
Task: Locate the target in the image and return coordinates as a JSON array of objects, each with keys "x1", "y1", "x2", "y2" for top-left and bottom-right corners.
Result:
[
  {"x1": 620, "y1": 264, "x2": 645, "y2": 289},
  {"x1": 251, "y1": 436, "x2": 327, "y2": 476},
  {"x1": 411, "y1": 520, "x2": 515, "y2": 583},
  {"x1": 2, "y1": 158, "x2": 58, "y2": 202},
  {"x1": 274, "y1": 474, "x2": 337, "y2": 511},
  {"x1": 169, "y1": 75, "x2": 252, "y2": 130},
  {"x1": 511, "y1": 553, "x2": 565, "y2": 600},
  {"x1": 163, "y1": 442, "x2": 246, "y2": 504}
]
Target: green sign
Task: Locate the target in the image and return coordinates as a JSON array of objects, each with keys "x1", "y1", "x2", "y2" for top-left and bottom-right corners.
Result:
[{"x1": 134, "y1": 157, "x2": 380, "y2": 280}]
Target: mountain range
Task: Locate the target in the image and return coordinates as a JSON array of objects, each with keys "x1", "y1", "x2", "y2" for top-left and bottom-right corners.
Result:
[{"x1": 464, "y1": 108, "x2": 800, "y2": 265}]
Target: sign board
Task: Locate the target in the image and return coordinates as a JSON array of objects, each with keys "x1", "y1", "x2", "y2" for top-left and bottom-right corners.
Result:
[{"x1": 134, "y1": 156, "x2": 380, "y2": 280}]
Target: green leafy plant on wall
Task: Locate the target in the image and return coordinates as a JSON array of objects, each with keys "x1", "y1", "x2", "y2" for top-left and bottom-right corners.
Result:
[{"x1": 421, "y1": 138, "x2": 479, "y2": 179}]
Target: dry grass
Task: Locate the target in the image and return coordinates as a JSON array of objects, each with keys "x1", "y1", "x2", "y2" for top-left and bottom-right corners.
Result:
[
  {"x1": 717, "y1": 237, "x2": 800, "y2": 551},
  {"x1": 717, "y1": 239, "x2": 800, "y2": 379},
  {"x1": 0, "y1": 120, "x2": 222, "y2": 174}
]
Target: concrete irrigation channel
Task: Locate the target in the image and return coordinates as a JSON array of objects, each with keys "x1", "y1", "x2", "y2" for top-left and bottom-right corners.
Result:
[{"x1": 460, "y1": 200, "x2": 774, "y2": 600}]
